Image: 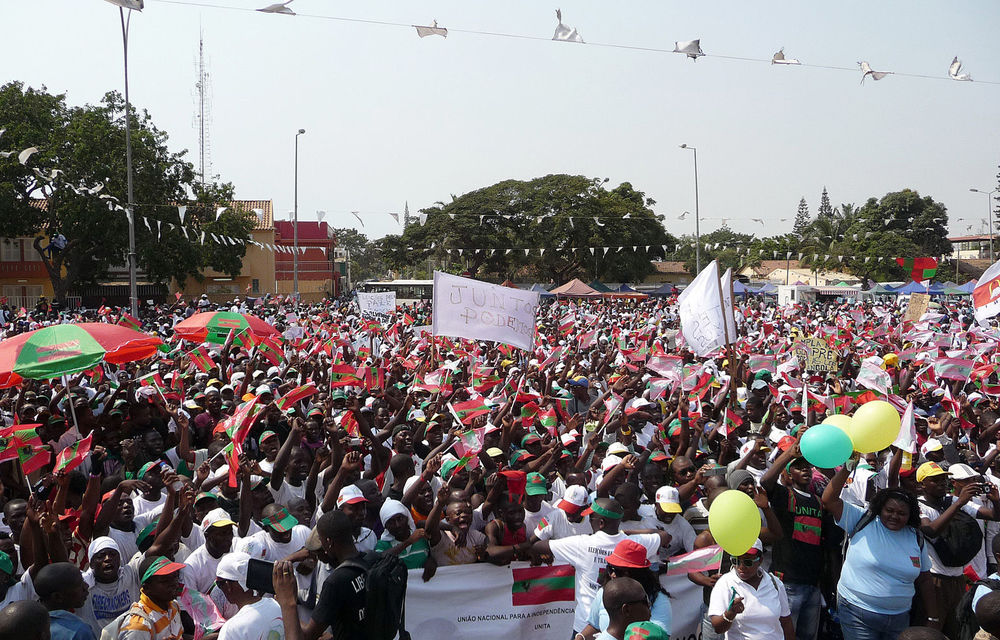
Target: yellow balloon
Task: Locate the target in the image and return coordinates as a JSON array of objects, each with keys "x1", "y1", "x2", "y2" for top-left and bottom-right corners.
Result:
[
  {"x1": 822, "y1": 414, "x2": 853, "y2": 432},
  {"x1": 708, "y1": 490, "x2": 762, "y2": 556},
  {"x1": 849, "y1": 401, "x2": 901, "y2": 453}
]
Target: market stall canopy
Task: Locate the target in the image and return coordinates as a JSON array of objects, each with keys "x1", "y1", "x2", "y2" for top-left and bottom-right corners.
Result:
[
  {"x1": 530, "y1": 284, "x2": 555, "y2": 298},
  {"x1": 588, "y1": 280, "x2": 613, "y2": 293},
  {"x1": 649, "y1": 283, "x2": 677, "y2": 297}
]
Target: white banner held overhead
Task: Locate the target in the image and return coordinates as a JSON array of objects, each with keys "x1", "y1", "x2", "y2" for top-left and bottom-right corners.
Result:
[
  {"x1": 432, "y1": 271, "x2": 539, "y2": 350},
  {"x1": 677, "y1": 260, "x2": 729, "y2": 356},
  {"x1": 356, "y1": 291, "x2": 396, "y2": 316},
  {"x1": 974, "y1": 259, "x2": 1000, "y2": 324}
]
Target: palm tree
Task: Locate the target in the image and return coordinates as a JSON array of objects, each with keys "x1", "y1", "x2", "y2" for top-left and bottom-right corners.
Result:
[{"x1": 799, "y1": 204, "x2": 858, "y2": 280}]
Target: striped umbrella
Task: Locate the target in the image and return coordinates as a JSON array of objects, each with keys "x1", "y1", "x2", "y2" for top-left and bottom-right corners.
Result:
[{"x1": 172, "y1": 311, "x2": 280, "y2": 345}]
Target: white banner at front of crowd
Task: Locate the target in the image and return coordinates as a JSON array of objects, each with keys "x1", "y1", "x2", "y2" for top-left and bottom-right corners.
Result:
[
  {"x1": 356, "y1": 291, "x2": 397, "y2": 315},
  {"x1": 404, "y1": 561, "x2": 705, "y2": 640},
  {"x1": 431, "y1": 271, "x2": 539, "y2": 350}
]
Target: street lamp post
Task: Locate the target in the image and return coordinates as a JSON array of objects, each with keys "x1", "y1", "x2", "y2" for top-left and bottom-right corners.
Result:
[
  {"x1": 970, "y1": 188, "x2": 998, "y2": 262},
  {"x1": 107, "y1": 0, "x2": 142, "y2": 316},
  {"x1": 294, "y1": 129, "x2": 305, "y2": 307},
  {"x1": 680, "y1": 144, "x2": 701, "y2": 273}
]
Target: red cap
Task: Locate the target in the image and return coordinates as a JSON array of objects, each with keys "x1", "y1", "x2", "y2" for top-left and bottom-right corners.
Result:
[
  {"x1": 607, "y1": 539, "x2": 651, "y2": 569},
  {"x1": 777, "y1": 436, "x2": 797, "y2": 451}
]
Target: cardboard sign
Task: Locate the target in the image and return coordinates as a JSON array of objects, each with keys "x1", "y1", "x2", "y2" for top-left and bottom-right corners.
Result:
[
  {"x1": 793, "y1": 335, "x2": 837, "y2": 372},
  {"x1": 905, "y1": 293, "x2": 930, "y2": 323}
]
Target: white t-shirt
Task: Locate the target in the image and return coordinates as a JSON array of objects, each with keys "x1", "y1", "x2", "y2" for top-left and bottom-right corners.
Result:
[
  {"x1": 240, "y1": 526, "x2": 310, "y2": 562},
  {"x1": 637, "y1": 513, "x2": 697, "y2": 560},
  {"x1": 708, "y1": 569, "x2": 791, "y2": 640},
  {"x1": 0, "y1": 571, "x2": 36, "y2": 610},
  {"x1": 133, "y1": 492, "x2": 167, "y2": 518},
  {"x1": 534, "y1": 509, "x2": 591, "y2": 541},
  {"x1": 219, "y1": 597, "x2": 284, "y2": 640},
  {"x1": 918, "y1": 497, "x2": 982, "y2": 576},
  {"x1": 549, "y1": 530, "x2": 661, "y2": 632},
  {"x1": 181, "y1": 538, "x2": 240, "y2": 593},
  {"x1": 107, "y1": 526, "x2": 140, "y2": 565},
  {"x1": 523, "y1": 502, "x2": 554, "y2": 535},
  {"x1": 269, "y1": 480, "x2": 307, "y2": 507},
  {"x1": 83, "y1": 564, "x2": 141, "y2": 628}
]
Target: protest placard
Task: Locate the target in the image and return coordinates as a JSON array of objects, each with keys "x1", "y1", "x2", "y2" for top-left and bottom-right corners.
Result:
[
  {"x1": 432, "y1": 271, "x2": 539, "y2": 350},
  {"x1": 905, "y1": 292, "x2": 930, "y2": 322}
]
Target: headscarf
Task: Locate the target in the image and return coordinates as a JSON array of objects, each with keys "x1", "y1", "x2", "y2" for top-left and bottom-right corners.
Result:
[{"x1": 379, "y1": 499, "x2": 416, "y2": 542}]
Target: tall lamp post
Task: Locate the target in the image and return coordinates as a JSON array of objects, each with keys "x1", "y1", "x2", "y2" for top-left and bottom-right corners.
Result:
[
  {"x1": 970, "y1": 187, "x2": 998, "y2": 262},
  {"x1": 680, "y1": 144, "x2": 701, "y2": 273},
  {"x1": 107, "y1": 0, "x2": 142, "y2": 316},
  {"x1": 294, "y1": 129, "x2": 305, "y2": 306}
]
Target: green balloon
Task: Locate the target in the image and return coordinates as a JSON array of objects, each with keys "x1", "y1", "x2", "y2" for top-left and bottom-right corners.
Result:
[{"x1": 800, "y1": 423, "x2": 855, "y2": 469}]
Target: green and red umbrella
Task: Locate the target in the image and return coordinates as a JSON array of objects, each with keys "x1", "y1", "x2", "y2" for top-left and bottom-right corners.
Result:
[
  {"x1": 0, "y1": 323, "x2": 163, "y2": 388},
  {"x1": 172, "y1": 311, "x2": 280, "y2": 345}
]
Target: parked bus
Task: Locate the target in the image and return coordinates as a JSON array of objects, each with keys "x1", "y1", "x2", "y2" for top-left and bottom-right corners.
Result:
[{"x1": 359, "y1": 280, "x2": 433, "y2": 304}]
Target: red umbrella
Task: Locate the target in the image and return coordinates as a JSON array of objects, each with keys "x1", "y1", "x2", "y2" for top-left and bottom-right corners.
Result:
[
  {"x1": 172, "y1": 311, "x2": 280, "y2": 345},
  {"x1": 0, "y1": 323, "x2": 163, "y2": 388}
]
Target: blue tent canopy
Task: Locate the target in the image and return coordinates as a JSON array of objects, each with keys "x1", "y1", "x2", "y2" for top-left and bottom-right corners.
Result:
[
  {"x1": 756, "y1": 283, "x2": 778, "y2": 294},
  {"x1": 650, "y1": 283, "x2": 677, "y2": 296},
  {"x1": 895, "y1": 281, "x2": 945, "y2": 294},
  {"x1": 530, "y1": 284, "x2": 555, "y2": 298},
  {"x1": 617, "y1": 284, "x2": 639, "y2": 293},
  {"x1": 732, "y1": 281, "x2": 753, "y2": 294},
  {"x1": 958, "y1": 280, "x2": 977, "y2": 293}
]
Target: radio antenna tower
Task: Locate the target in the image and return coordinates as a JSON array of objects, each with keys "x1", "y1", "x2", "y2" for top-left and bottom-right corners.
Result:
[{"x1": 194, "y1": 27, "x2": 213, "y2": 191}]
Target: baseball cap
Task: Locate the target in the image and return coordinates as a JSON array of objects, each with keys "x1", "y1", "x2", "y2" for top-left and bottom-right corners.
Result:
[
  {"x1": 567, "y1": 376, "x2": 589, "y2": 388},
  {"x1": 601, "y1": 455, "x2": 623, "y2": 473},
  {"x1": 521, "y1": 433, "x2": 542, "y2": 447},
  {"x1": 510, "y1": 450, "x2": 535, "y2": 466},
  {"x1": 750, "y1": 379, "x2": 768, "y2": 391},
  {"x1": 216, "y1": 551, "x2": 251, "y2": 589},
  {"x1": 336, "y1": 485, "x2": 368, "y2": 509},
  {"x1": 201, "y1": 507, "x2": 237, "y2": 532},
  {"x1": 259, "y1": 430, "x2": 278, "y2": 443},
  {"x1": 916, "y1": 461, "x2": 950, "y2": 483},
  {"x1": 607, "y1": 539, "x2": 651, "y2": 569},
  {"x1": 194, "y1": 492, "x2": 218, "y2": 505},
  {"x1": 140, "y1": 555, "x2": 186, "y2": 584},
  {"x1": 262, "y1": 507, "x2": 299, "y2": 533},
  {"x1": 525, "y1": 472, "x2": 548, "y2": 496},
  {"x1": 607, "y1": 442, "x2": 630, "y2": 457},
  {"x1": 949, "y1": 463, "x2": 980, "y2": 480},
  {"x1": 741, "y1": 538, "x2": 764, "y2": 558},
  {"x1": 920, "y1": 438, "x2": 943, "y2": 457},
  {"x1": 255, "y1": 384, "x2": 272, "y2": 396},
  {"x1": 655, "y1": 485, "x2": 682, "y2": 514},
  {"x1": 625, "y1": 621, "x2": 669, "y2": 640},
  {"x1": 0, "y1": 551, "x2": 13, "y2": 577},
  {"x1": 556, "y1": 485, "x2": 589, "y2": 514},
  {"x1": 650, "y1": 450, "x2": 670, "y2": 463},
  {"x1": 485, "y1": 447, "x2": 504, "y2": 458}
]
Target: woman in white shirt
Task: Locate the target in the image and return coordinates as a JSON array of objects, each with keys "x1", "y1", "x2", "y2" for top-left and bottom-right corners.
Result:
[{"x1": 708, "y1": 539, "x2": 793, "y2": 639}]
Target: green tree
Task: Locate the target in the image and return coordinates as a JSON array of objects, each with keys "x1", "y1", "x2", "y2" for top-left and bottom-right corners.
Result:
[
  {"x1": 793, "y1": 197, "x2": 811, "y2": 235},
  {"x1": 676, "y1": 225, "x2": 756, "y2": 275},
  {"x1": 799, "y1": 203, "x2": 858, "y2": 274},
  {"x1": 0, "y1": 82, "x2": 251, "y2": 301},
  {"x1": 855, "y1": 189, "x2": 951, "y2": 257},
  {"x1": 331, "y1": 227, "x2": 386, "y2": 282},
  {"x1": 379, "y1": 175, "x2": 676, "y2": 283},
  {"x1": 817, "y1": 187, "x2": 833, "y2": 219}
]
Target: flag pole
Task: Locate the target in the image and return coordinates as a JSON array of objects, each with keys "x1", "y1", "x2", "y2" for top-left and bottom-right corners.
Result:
[{"x1": 62, "y1": 375, "x2": 82, "y2": 437}]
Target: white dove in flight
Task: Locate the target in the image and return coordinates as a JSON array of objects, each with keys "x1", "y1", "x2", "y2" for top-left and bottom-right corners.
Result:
[
  {"x1": 771, "y1": 48, "x2": 800, "y2": 65},
  {"x1": 859, "y1": 61, "x2": 891, "y2": 84},
  {"x1": 258, "y1": 1, "x2": 294, "y2": 15},
  {"x1": 948, "y1": 57, "x2": 972, "y2": 81}
]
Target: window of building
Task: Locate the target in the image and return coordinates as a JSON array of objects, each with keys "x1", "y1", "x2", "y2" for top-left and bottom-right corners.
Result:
[
  {"x1": 0, "y1": 239, "x2": 21, "y2": 262},
  {"x1": 252, "y1": 279, "x2": 260, "y2": 294}
]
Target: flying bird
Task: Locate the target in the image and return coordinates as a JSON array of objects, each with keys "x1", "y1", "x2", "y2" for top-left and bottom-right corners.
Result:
[
  {"x1": 414, "y1": 20, "x2": 448, "y2": 38},
  {"x1": 673, "y1": 40, "x2": 704, "y2": 60},
  {"x1": 678, "y1": 211, "x2": 688, "y2": 220},
  {"x1": 859, "y1": 61, "x2": 891, "y2": 84},
  {"x1": 751, "y1": 218, "x2": 764, "y2": 225},
  {"x1": 948, "y1": 57, "x2": 972, "y2": 81},
  {"x1": 18, "y1": 147, "x2": 38, "y2": 165},
  {"x1": 553, "y1": 9, "x2": 584, "y2": 43},
  {"x1": 771, "y1": 48, "x2": 800, "y2": 65},
  {"x1": 257, "y1": 1, "x2": 294, "y2": 15}
]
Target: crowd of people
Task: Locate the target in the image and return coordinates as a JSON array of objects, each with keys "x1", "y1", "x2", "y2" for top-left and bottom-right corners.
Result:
[{"x1": 0, "y1": 288, "x2": 998, "y2": 640}]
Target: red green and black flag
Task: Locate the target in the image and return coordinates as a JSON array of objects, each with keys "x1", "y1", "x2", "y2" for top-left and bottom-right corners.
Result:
[
  {"x1": 330, "y1": 364, "x2": 362, "y2": 388},
  {"x1": 118, "y1": 313, "x2": 141, "y2": 331},
  {"x1": 258, "y1": 337, "x2": 284, "y2": 367},
  {"x1": 452, "y1": 397, "x2": 490, "y2": 425},
  {"x1": 896, "y1": 257, "x2": 938, "y2": 281},
  {"x1": 511, "y1": 564, "x2": 575, "y2": 606},
  {"x1": 18, "y1": 443, "x2": 50, "y2": 475},
  {"x1": 275, "y1": 383, "x2": 319, "y2": 412},
  {"x1": 340, "y1": 411, "x2": 360, "y2": 437},
  {"x1": 539, "y1": 408, "x2": 558, "y2": 436},
  {"x1": 0, "y1": 424, "x2": 41, "y2": 464},
  {"x1": 188, "y1": 346, "x2": 215, "y2": 373},
  {"x1": 520, "y1": 402, "x2": 539, "y2": 427},
  {"x1": 54, "y1": 433, "x2": 93, "y2": 473},
  {"x1": 359, "y1": 365, "x2": 385, "y2": 391}
]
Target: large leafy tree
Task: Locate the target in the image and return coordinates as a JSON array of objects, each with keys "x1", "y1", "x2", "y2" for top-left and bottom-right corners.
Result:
[
  {"x1": 675, "y1": 225, "x2": 757, "y2": 275},
  {"x1": 855, "y1": 189, "x2": 951, "y2": 257},
  {"x1": 331, "y1": 227, "x2": 386, "y2": 282},
  {"x1": 380, "y1": 175, "x2": 676, "y2": 283},
  {"x1": 0, "y1": 82, "x2": 251, "y2": 301}
]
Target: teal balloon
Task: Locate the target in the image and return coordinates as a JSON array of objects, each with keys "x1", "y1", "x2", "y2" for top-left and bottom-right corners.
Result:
[{"x1": 799, "y1": 423, "x2": 854, "y2": 469}]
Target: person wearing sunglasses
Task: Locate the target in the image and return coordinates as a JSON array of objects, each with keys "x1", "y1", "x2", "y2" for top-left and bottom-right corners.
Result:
[{"x1": 708, "y1": 539, "x2": 794, "y2": 639}]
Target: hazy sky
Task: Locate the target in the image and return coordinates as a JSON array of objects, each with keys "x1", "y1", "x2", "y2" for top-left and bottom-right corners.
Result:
[{"x1": 6, "y1": 1, "x2": 999, "y2": 245}]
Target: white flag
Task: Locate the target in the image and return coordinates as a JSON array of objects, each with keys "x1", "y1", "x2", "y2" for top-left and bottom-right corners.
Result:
[
  {"x1": 892, "y1": 401, "x2": 918, "y2": 453},
  {"x1": 677, "y1": 260, "x2": 729, "y2": 356},
  {"x1": 552, "y1": 9, "x2": 584, "y2": 43},
  {"x1": 414, "y1": 20, "x2": 447, "y2": 38},
  {"x1": 719, "y1": 267, "x2": 736, "y2": 343},
  {"x1": 216, "y1": 206, "x2": 226, "y2": 220},
  {"x1": 178, "y1": 206, "x2": 187, "y2": 224}
]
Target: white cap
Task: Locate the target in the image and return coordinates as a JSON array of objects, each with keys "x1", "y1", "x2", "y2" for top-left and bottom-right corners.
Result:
[
  {"x1": 920, "y1": 438, "x2": 943, "y2": 456},
  {"x1": 267, "y1": 366, "x2": 281, "y2": 377},
  {"x1": 601, "y1": 455, "x2": 623, "y2": 473},
  {"x1": 949, "y1": 463, "x2": 979, "y2": 480},
  {"x1": 337, "y1": 484, "x2": 368, "y2": 509},
  {"x1": 654, "y1": 485, "x2": 682, "y2": 513},
  {"x1": 201, "y1": 507, "x2": 237, "y2": 532},
  {"x1": 556, "y1": 485, "x2": 590, "y2": 512},
  {"x1": 607, "y1": 443, "x2": 629, "y2": 456},
  {"x1": 256, "y1": 384, "x2": 272, "y2": 395},
  {"x1": 216, "y1": 551, "x2": 251, "y2": 590}
]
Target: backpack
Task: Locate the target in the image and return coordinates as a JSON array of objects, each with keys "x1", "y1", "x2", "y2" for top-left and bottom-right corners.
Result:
[
  {"x1": 341, "y1": 550, "x2": 411, "y2": 640},
  {"x1": 956, "y1": 577, "x2": 1000, "y2": 640},
  {"x1": 918, "y1": 497, "x2": 984, "y2": 567}
]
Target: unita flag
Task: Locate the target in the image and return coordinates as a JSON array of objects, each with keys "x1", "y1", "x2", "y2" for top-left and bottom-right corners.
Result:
[{"x1": 974, "y1": 259, "x2": 1000, "y2": 323}]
